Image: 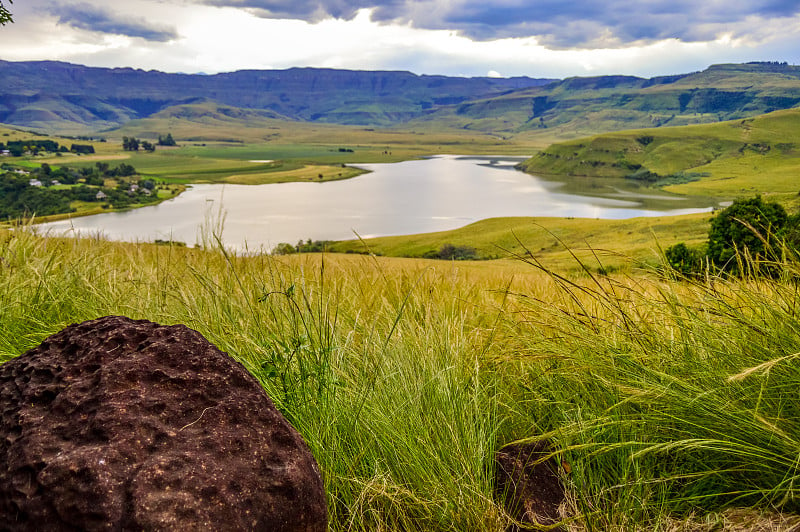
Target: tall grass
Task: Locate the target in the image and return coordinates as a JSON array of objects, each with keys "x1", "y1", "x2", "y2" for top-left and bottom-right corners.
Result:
[
  {"x1": 498, "y1": 245, "x2": 800, "y2": 529},
  {"x1": 1, "y1": 225, "x2": 800, "y2": 530}
]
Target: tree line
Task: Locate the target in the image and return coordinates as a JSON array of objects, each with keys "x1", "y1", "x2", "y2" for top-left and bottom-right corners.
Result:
[
  {"x1": 1, "y1": 140, "x2": 94, "y2": 157},
  {"x1": 122, "y1": 133, "x2": 177, "y2": 152},
  {"x1": 666, "y1": 195, "x2": 800, "y2": 276}
]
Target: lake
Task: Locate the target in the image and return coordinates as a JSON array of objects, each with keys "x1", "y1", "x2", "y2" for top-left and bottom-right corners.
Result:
[{"x1": 38, "y1": 155, "x2": 716, "y2": 252}]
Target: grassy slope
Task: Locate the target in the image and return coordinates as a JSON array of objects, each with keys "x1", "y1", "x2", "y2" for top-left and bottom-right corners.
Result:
[
  {"x1": 329, "y1": 214, "x2": 712, "y2": 271},
  {"x1": 519, "y1": 108, "x2": 800, "y2": 199},
  {"x1": 0, "y1": 125, "x2": 118, "y2": 156},
  {"x1": 2, "y1": 228, "x2": 800, "y2": 530},
  {"x1": 414, "y1": 63, "x2": 800, "y2": 143},
  {"x1": 109, "y1": 101, "x2": 543, "y2": 154}
]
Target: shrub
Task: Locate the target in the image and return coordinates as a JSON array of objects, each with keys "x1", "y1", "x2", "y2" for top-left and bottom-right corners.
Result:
[
  {"x1": 271, "y1": 243, "x2": 297, "y2": 255},
  {"x1": 707, "y1": 196, "x2": 788, "y2": 271},
  {"x1": 422, "y1": 244, "x2": 478, "y2": 260},
  {"x1": 665, "y1": 242, "x2": 705, "y2": 275}
]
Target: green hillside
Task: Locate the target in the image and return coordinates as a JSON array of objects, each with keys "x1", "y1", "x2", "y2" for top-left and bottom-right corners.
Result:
[
  {"x1": 3, "y1": 61, "x2": 800, "y2": 142},
  {"x1": 0, "y1": 61, "x2": 549, "y2": 134},
  {"x1": 416, "y1": 63, "x2": 800, "y2": 140},
  {"x1": 106, "y1": 100, "x2": 542, "y2": 152},
  {"x1": 518, "y1": 108, "x2": 800, "y2": 198},
  {"x1": 328, "y1": 214, "x2": 711, "y2": 270}
]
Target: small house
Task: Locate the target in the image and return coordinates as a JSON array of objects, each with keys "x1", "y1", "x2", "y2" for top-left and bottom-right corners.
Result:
[{"x1": 96, "y1": 190, "x2": 108, "y2": 200}]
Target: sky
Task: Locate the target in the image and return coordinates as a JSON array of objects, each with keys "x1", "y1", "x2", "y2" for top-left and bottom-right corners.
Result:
[{"x1": 1, "y1": 0, "x2": 799, "y2": 79}]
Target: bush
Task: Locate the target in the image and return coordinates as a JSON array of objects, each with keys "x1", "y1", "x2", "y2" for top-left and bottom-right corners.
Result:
[
  {"x1": 665, "y1": 242, "x2": 705, "y2": 275},
  {"x1": 707, "y1": 196, "x2": 788, "y2": 271},
  {"x1": 271, "y1": 243, "x2": 297, "y2": 255},
  {"x1": 422, "y1": 244, "x2": 478, "y2": 260}
]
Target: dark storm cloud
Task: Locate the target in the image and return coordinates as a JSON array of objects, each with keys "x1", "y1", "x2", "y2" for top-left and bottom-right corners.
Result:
[
  {"x1": 195, "y1": 0, "x2": 800, "y2": 46},
  {"x1": 48, "y1": 2, "x2": 178, "y2": 41}
]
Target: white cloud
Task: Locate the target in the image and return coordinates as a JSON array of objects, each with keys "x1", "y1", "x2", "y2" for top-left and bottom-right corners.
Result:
[{"x1": 0, "y1": 0, "x2": 798, "y2": 78}]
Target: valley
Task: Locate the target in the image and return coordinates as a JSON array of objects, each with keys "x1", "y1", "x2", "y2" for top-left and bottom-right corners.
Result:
[{"x1": 2, "y1": 58, "x2": 800, "y2": 531}]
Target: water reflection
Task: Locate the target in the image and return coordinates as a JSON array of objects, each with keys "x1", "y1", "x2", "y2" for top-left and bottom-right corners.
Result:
[{"x1": 38, "y1": 155, "x2": 717, "y2": 252}]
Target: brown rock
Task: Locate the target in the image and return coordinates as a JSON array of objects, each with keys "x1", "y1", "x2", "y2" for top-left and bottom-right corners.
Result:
[
  {"x1": 0, "y1": 316, "x2": 327, "y2": 531},
  {"x1": 494, "y1": 441, "x2": 565, "y2": 531}
]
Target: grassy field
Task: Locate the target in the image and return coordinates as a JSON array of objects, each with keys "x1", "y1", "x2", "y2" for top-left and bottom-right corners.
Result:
[
  {"x1": 3, "y1": 113, "x2": 542, "y2": 189},
  {"x1": 330, "y1": 214, "x2": 712, "y2": 271},
  {"x1": 519, "y1": 108, "x2": 800, "y2": 200},
  {"x1": 2, "y1": 226, "x2": 800, "y2": 530}
]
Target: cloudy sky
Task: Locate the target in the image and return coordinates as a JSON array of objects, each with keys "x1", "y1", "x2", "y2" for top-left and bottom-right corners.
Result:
[{"x1": 1, "y1": 0, "x2": 799, "y2": 78}]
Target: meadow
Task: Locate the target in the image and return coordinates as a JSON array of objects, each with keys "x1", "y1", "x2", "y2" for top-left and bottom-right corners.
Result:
[
  {"x1": 4, "y1": 108, "x2": 800, "y2": 529},
  {"x1": 2, "y1": 225, "x2": 800, "y2": 530}
]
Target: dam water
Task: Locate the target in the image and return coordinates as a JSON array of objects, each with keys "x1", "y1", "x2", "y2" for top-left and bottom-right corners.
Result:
[{"x1": 38, "y1": 155, "x2": 716, "y2": 252}]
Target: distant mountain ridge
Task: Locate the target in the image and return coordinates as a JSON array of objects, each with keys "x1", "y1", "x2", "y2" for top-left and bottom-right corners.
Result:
[
  {"x1": 421, "y1": 62, "x2": 800, "y2": 136},
  {"x1": 1, "y1": 60, "x2": 800, "y2": 137},
  {"x1": 0, "y1": 60, "x2": 552, "y2": 133}
]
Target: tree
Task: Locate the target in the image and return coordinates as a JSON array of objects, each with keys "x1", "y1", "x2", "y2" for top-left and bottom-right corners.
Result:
[
  {"x1": 111, "y1": 163, "x2": 136, "y2": 177},
  {"x1": 141, "y1": 140, "x2": 156, "y2": 152},
  {"x1": 707, "y1": 196, "x2": 788, "y2": 271},
  {"x1": 665, "y1": 242, "x2": 704, "y2": 275},
  {"x1": 271, "y1": 242, "x2": 297, "y2": 255},
  {"x1": 122, "y1": 137, "x2": 140, "y2": 151},
  {"x1": 157, "y1": 133, "x2": 176, "y2": 146},
  {"x1": 0, "y1": 0, "x2": 13, "y2": 26},
  {"x1": 70, "y1": 144, "x2": 95, "y2": 154}
]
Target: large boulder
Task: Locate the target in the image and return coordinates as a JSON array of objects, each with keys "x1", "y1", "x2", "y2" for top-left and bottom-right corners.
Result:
[{"x1": 0, "y1": 316, "x2": 327, "y2": 531}]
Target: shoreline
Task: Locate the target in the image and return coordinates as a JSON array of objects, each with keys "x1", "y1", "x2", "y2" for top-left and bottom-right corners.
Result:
[{"x1": 24, "y1": 184, "x2": 188, "y2": 225}]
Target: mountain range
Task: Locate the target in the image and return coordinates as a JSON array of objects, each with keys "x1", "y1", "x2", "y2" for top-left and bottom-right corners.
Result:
[
  {"x1": 0, "y1": 60, "x2": 550, "y2": 134},
  {"x1": 1, "y1": 60, "x2": 800, "y2": 137}
]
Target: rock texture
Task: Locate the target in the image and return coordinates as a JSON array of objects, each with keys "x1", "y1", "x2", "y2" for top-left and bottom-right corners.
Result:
[
  {"x1": 494, "y1": 441, "x2": 565, "y2": 531},
  {"x1": 0, "y1": 316, "x2": 327, "y2": 531}
]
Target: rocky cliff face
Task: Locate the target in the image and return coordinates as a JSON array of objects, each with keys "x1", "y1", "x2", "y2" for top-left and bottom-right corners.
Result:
[{"x1": 0, "y1": 60, "x2": 552, "y2": 132}]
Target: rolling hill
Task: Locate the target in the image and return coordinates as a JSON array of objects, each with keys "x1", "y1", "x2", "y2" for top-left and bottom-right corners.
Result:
[{"x1": 518, "y1": 107, "x2": 800, "y2": 198}]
